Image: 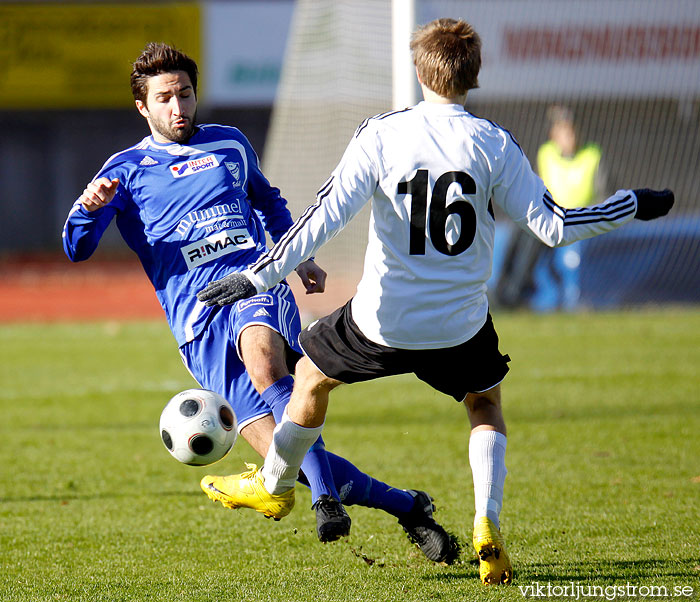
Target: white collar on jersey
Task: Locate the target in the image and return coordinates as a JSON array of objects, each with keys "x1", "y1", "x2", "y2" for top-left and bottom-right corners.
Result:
[
  {"x1": 146, "y1": 137, "x2": 200, "y2": 156},
  {"x1": 416, "y1": 101, "x2": 467, "y2": 115}
]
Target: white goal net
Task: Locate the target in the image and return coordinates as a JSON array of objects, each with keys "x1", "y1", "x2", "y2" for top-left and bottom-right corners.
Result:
[
  {"x1": 263, "y1": 0, "x2": 393, "y2": 291},
  {"x1": 264, "y1": 0, "x2": 700, "y2": 309}
]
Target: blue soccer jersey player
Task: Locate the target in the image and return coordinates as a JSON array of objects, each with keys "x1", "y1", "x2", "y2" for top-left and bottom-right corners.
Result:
[{"x1": 61, "y1": 42, "x2": 456, "y2": 560}]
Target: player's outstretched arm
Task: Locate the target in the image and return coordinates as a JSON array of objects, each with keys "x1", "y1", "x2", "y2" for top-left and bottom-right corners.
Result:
[
  {"x1": 197, "y1": 271, "x2": 258, "y2": 307},
  {"x1": 633, "y1": 188, "x2": 674, "y2": 221}
]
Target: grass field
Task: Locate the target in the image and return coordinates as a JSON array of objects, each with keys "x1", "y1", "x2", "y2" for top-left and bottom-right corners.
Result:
[{"x1": 1, "y1": 309, "x2": 699, "y2": 601}]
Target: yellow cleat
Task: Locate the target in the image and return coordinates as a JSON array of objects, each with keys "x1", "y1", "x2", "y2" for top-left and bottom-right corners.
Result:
[
  {"x1": 472, "y1": 516, "x2": 513, "y2": 585},
  {"x1": 200, "y1": 463, "x2": 295, "y2": 520}
]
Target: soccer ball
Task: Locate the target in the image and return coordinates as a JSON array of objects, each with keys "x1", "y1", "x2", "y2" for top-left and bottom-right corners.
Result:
[{"x1": 159, "y1": 389, "x2": 237, "y2": 466}]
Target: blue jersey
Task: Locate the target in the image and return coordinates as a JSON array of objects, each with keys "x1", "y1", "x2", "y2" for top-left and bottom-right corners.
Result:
[{"x1": 62, "y1": 124, "x2": 294, "y2": 346}]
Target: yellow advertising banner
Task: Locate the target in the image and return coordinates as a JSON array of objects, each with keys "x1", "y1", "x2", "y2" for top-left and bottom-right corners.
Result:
[{"x1": 0, "y1": 2, "x2": 201, "y2": 109}]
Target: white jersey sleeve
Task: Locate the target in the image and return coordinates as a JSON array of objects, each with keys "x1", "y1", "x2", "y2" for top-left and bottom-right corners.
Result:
[
  {"x1": 243, "y1": 102, "x2": 640, "y2": 350},
  {"x1": 493, "y1": 135, "x2": 637, "y2": 246},
  {"x1": 244, "y1": 132, "x2": 378, "y2": 292}
]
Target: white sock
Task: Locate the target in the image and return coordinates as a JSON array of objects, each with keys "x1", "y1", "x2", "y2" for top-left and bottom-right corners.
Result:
[
  {"x1": 261, "y1": 410, "x2": 324, "y2": 494},
  {"x1": 469, "y1": 430, "x2": 507, "y2": 529}
]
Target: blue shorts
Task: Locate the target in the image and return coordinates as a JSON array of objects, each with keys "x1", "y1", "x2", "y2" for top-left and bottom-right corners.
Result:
[{"x1": 179, "y1": 283, "x2": 302, "y2": 432}]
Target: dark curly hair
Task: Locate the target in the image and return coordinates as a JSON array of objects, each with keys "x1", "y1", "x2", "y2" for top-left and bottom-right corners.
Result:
[{"x1": 130, "y1": 42, "x2": 198, "y2": 104}]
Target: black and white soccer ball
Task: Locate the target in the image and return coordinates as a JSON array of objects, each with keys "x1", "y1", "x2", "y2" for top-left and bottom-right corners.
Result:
[{"x1": 159, "y1": 389, "x2": 237, "y2": 466}]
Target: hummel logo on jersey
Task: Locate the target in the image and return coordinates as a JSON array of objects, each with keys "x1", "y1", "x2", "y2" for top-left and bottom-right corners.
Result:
[
  {"x1": 171, "y1": 155, "x2": 220, "y2": 178},
  {"x1": 139, "y1": 156, "x2": 159, "y2": 166},
  {"x1": 253, "y1": 308, "x2": 271, "y2": 318}
]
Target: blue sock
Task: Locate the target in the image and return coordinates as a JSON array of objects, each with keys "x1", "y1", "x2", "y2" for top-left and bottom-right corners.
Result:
[
  {"x1": 325, "y1": 451, "x2": 415, "y2": 516},
  {"x1": 260, "y1": 376, "x2": 340, "y2": 503},
  {"x1": 261, "y1": 375, "x2": 295, "y2": 424}
]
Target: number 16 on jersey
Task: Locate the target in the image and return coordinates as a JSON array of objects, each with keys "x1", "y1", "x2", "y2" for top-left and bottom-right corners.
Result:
[{"x1": 398, "y1": 169, "x2": 478, "y2": 257}]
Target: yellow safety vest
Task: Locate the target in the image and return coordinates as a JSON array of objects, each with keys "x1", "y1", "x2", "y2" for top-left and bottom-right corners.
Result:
[{"x1": 537, "y1": 141, "x2": 602, "y2": 208}]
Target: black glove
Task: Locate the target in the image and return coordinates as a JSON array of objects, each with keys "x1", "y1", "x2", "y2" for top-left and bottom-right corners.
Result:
[
  {"x1": 633, "y1": 188, "x2": 674, "y2": 221},
  {"x1": 197, "y1": 272, "x2": 257, "y2": 307}
]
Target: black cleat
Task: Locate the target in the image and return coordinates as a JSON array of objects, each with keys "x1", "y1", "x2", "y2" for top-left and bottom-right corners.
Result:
[
  {"x1": 312, "y1": 495, "x2": 351, "y2": 542},
  {"x1": 397, "y1": 490, "x2": 459, "y2": 564}
]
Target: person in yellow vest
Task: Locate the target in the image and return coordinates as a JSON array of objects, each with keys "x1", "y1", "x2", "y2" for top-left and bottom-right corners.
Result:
[
  {"x1": 533, "y1": 106, "x2": 607, "y2": 310},
  {"x1": 493, "y1": 106, "x2": 606, "y2": 310},
  {"x1": 538, "y1": 107, "x2": 603, "y2": 209}
]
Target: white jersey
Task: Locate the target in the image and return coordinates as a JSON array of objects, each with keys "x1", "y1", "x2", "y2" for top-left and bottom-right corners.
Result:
[{"x1": 245, "y1": 101, "x2": 637, "y2": 349}]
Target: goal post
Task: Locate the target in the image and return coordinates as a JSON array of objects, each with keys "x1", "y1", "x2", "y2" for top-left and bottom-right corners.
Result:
[{"x1": 392, "y1": 0, "x2": 418, "y2": 110}]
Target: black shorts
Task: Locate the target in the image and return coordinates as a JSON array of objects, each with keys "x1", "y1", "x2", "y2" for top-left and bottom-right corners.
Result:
[{"x1": 299, "y1": 301, "x2": 510, "y2": 402}]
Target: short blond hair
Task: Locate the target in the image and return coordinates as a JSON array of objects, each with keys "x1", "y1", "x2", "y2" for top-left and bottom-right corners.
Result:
[{"x1": 410, "y1": 18, "x2": 481, "y2": 97}]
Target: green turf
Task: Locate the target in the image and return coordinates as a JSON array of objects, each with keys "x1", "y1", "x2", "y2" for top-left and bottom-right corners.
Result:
[{"x1": 1, "y1": 310, "x2": 699, "y2": 601}]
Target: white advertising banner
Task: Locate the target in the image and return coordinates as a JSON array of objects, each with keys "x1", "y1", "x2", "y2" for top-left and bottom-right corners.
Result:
[
  {"x1": 421, "y1": 0, "x2": 700, "y2": 99},
  {"x1": 204, "y1": 0, "x2": 295, "y2": 105},
  {"x1": 204, "y1": 0, "x2": 700, "y2": 104}
]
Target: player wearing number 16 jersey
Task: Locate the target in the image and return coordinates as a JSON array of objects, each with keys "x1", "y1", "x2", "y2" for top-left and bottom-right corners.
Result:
[{"x1": 197, "y1": 19, "x2": 674, "y2": 584}]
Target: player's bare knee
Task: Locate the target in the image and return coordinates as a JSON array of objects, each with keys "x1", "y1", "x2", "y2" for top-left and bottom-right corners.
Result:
[
  {"x1": 247, "y1": 360, "x2": 287, "y2": 394},
  {"x1": 242, "y1": 344, "x2": 287, "y2": 392},
  {"x1": 295, "y1": 355, "x2": 339, "y2": 394},
  {"x1": 240, "y1": 326, "x2": 289, "y2": 393},
  {"x1": 464, "y1": 385, "x2": 502, "y2": 415},
  {"x1": 464, "y1": 385, "x2": 506, "y2": 433},
  {"x1": 465, "y1": 393, "x2": 500, "y2": 415}
]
